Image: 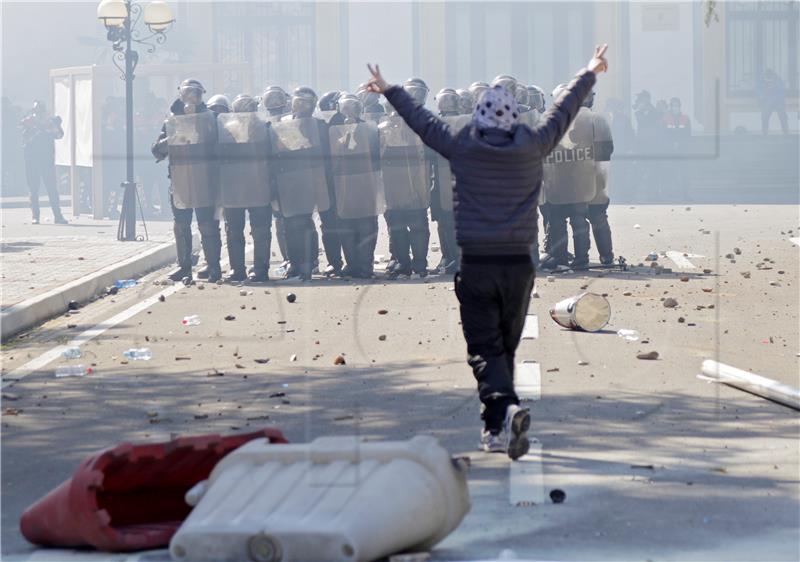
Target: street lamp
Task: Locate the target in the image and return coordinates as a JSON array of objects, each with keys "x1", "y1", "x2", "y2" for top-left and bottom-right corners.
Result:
[{"x1": 97, "y1": 0, "x2": 174, "y2": 241}]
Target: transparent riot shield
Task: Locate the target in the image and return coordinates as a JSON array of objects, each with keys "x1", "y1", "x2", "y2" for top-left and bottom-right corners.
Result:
[
  {"x1": 328, "y1": 122, "x2": 382, "y2": 219},
  {"x1": 379, "y1": 115, "x2": 430, "y2": 210},
  {"x1": 217, "y1": 112, "x2": 271, "y2": 208},
  {"x1": 542, "y1": 108, "x2": 597, "y2": 205},
  {"x1": 270, "y1": 117, "x2": 330, "y2": 217},
  {"x1": 519, "y1": 110, "x2": 540, "y2": 128},
  {"x1": 166, "y1": 111, "x2": 218, "y2": 209}
]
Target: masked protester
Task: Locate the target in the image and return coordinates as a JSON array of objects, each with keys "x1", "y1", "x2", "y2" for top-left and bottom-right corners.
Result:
[
  {"x1": 20, "y1": 100, "x2": 67, "y2": 224},
  {"x1": 364, "y1": 44, "x2": 608, "y2": 460},
  {"x1": 152, "y1": 79, "x2": 223, "y2": 283}
]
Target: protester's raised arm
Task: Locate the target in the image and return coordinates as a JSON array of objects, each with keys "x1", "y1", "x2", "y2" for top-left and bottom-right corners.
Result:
[
  {"x1": 366, "y1": 63, "x2": 455, "y2": 159},
  {"x1": 534, "y1": 44, "x2": 607, "y2": 155}
]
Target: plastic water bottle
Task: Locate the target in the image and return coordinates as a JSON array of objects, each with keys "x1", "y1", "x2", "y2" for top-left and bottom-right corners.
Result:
[
  {"x1": 182, "y1": 314, "x2": 201, "y2": 326},
  {"x1": 55, "y1": 365, "x2": 92, "y2": 378},
  {"x1": 123, "y1": 348, "x2": 152, "y2": 361},
  {"x1": 115, "y1": 279, "x2": 137, "y2": 289},
  {"x1": 273, "y1": 264, "x2": 288, "y2": 277},
  {"x1": 617, "y1": 329, "x2": 640, "y2": 341},
  {"x1": 61, "y1": 346, "x2": 82, "y2": 359}
]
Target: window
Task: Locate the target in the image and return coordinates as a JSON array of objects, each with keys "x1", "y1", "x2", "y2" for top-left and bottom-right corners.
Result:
[
  {"x1": 213, "y1": 3, "x2": 315, "y2": 94},
  {"x1": 726, "y1": 1, "x2": 799, "y2": 97}
]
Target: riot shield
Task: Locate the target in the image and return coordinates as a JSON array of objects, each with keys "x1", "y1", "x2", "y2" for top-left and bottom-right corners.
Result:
[
  {"x1": 363, "y1": 111, "x2": 387, "y2": 125},
  {"x1": 328, "y1": 122, "x2": 382, "y2": 219},
  {"x1": 314, "y1": 109, "x2": 338, "y2": 124},
  {"x1": 519, "y1": 109, "x2": 540, "y2": 128},
  {"x1": 166, "y1": 111, "x2": 218, "y2": 209},
  {"x1": 270, "y1": 117, "x2": 330, "y2": 217},
  {"x1": 379, "y1": 115, "x2": 430, "y2": 210},
  {"x1": 436, "y1": 115, "x2": 471, "y2": 212},
  {"x1": 217, "y1": 112, "x2": 271, "y2": 208},
  {"x1": 542, "y1": 108, "x2": 597, "y2": 205}
]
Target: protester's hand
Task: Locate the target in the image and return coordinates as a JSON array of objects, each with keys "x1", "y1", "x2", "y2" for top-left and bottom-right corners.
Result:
[
  {"x1": 587, "y1": 44, "x2": 609, "y2": 75},
  {"x1": 366, "y1": 64, "x2": 390, "y2": 94}
]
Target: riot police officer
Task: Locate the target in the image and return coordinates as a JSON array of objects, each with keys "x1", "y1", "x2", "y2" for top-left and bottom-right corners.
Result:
[
  {"x1": 152, "y1": 79, "x2": 222, "y2": 283},
  {"x1": 527, "y1": 85, "x2": 546, "y2": 113},
  {"x1": 316, "y1": 90, "x2": 341, "y2": 124},
  {"x1": 455, "y1": 88, "x2": 473, "y2": 115},
  {"x1": 356, "y1": 83, "x2": 387, "y2": 122},
  {"x1": 20, "y1": 100, "x2": 67, "y2": 224},
  {"x1": 261, "y1": 85, "x2": 291, "y2": 267},
  {"x1": 585, "y1": 91, "x2": 615, "y2": 264},
  {"x1": 207, "y1": 94, "x2": 230, "y2": 115},
  {"x1": 218, "y1": 94, "x2": 273, "y2": 282},
  {"x1": 379, "y1": 77, "x2": 432, "y2": 278},
  {"x1": 541, "y1": 85, "x2": 610, "y2": 270},
  {"x1": 430, "y1": 88, "x2": 465, "y2": 274},
  {"x1": 270, "y1": 86, "x2": 332, "y2": 280},
  {"x1": 328, "y1": 93, "x2": 382, "y2": 278},
  {"x1": 468, "y1": 81, "x2": 490, "y2": 106},
  {"x1": 491, "y1": 75, "x2": 519, "y2": 98}
]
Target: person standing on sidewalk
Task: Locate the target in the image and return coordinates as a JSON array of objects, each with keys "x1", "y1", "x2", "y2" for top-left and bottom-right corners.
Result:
[
  {"x1": 365, "y1": 44, "x2": 609, "y2": 460},
  {"x1": 19, "y1": 101, "x2": 67, "y2": 224}
]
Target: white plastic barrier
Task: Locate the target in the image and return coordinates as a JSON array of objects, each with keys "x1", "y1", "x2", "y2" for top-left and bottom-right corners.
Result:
[{"x1": 170, "y1": 435, "x2": 471, "y2": 562}]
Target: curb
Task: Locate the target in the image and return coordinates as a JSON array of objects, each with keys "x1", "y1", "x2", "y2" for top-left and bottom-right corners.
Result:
[{"x1": 0, "y1": 237, "x2": 185, "y2": 342}]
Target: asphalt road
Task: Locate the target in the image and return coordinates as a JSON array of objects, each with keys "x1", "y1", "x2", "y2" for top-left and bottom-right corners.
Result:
[{"x1": 2, "y1": 205, "x2": 798, "y2": 561}]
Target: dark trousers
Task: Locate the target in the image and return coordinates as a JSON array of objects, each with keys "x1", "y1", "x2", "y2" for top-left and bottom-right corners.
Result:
[
  {"x1": 283, "y1": 213, "x2": 316, "y2": 277},
  {"x1": 223, "y1": 206, "x2": 272, "y2": 276},
  {"x1": 384, "y1": 209, "x2": 430, "y2": 273},
  {"x1": 455, "y1": 257, "x2": 536, "y2": 432},
  {"x1": 588, "y1": 201, "x2": 613, "y2": 261},
  {"x1": 25, "y1": 156, "x2": 62, "y2": 219},
  {"x1": 319, "y1": 207, "x2": 344, "y2": 270},
  {"x1": 171, "y1": 197, "x2": 216, "y2": 225},
  {"x1": 436, "y1": 211, "x2": 460, "y2": 270},
  {"x1": 545, "y1": 202, "x2": 590, "y2": 263},
  {"x1": 340, "y1": 216, "x2": 378, "y2": 278},
  {"x1": 761, "y1": 106, "x2": 789, "y2": 135}
]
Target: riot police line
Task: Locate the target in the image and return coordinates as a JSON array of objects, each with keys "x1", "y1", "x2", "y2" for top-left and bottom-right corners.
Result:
[{"x1": 152, "y1": 74, "x2": 614, "y2": 284}]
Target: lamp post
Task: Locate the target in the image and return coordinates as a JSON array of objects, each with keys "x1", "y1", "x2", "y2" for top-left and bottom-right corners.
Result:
[{"x1": 97, "y1": 0, "x2": 174, "y2": 241}]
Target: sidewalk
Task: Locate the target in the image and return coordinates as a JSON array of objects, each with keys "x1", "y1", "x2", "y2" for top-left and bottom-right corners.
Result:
[{"x1": 1, "y1": 207, "x2": 177, "y2": 340}]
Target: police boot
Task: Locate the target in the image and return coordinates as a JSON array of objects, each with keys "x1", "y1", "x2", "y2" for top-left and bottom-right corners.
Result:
[
  {"x1": 249, "y1": 225, "x2": 271, "y2": 283},
  {"x1": 570, "y1": 221, "x2": 592, "y2": 270},
  {"x1": 168, "y1": 222, "x2": 193, "y2": 282},
  {"x1": 589, "y1": 209, "x2": 614, "y2": 265},
  {"x1": 224, "y1": 223, "x2": 247, "y2": 283},
  {"x1": 410, "y1": 224, "x2": 430, "y2": 277},
  {"x1": 198, "y1": 221, "x2": 222, "y2": 283}
]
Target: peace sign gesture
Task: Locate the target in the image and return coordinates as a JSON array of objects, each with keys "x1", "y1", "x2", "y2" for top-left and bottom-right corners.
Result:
[
  {"x1": 366, "y1": 63, "x2": 390, "y2": 95},
  {"x1": 587, "y1": 44, "x2": 609, "y2": 75}
]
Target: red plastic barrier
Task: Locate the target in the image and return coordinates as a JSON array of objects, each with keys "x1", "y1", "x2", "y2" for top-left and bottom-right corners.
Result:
[{"x1": 20, "y1": 428, "x2": 288, "y2": 552}]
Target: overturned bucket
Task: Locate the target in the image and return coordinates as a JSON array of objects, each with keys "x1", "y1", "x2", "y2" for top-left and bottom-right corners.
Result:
[{"x1": 549, "y1": 292, "x2": 610, "y2": 332}]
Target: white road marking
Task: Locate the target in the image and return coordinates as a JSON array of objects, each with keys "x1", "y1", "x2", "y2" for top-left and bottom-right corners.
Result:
[
  {"x1": 2, "y1": 284, "x2": 184, "y2": 388},
  {"x1": 509, "y1": 441, "x2": 546, "y2": 506},
  {"x1": 516, "y1": 361, "x2": 541, "y2": 401},
  {"x1": 665, "y1": 251, "x2": 700, "y2": 269},
  {"x1": 790, "y1": 237, "x2": 800, "y2": 247},
  {"x1": 521, "y1": 314, "x2": 539, "y2": 339},
  {"x1": 2, "y1": 243, "x2": 255, "y2": 389}
]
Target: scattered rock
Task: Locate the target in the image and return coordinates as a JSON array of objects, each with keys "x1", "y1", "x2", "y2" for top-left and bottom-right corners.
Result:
[
  {"x1": 290, "y1": 354, "x2": 298, "y2": 362},
  {"x1": 175, "y1": 356, "x2": 191, "y2": 361},
  {"x1": 67, "y1": 300, "x2": 80, "y2": 311},
  {"x1": 678, "y1": 317, "x2": 685, "y2": 323},
  {"x1": 107, "y1": 286, "x2": 119, "y2": 296},
  {"x1": 546, "y1": 367, "x2": 560, "y2": 373},
  {"x1": 224, "y1": 315, "x2": 236, "y2": 321},
  {"x1": 254, "y1": 358, "x2": 270, "y2": 364},
  {"x1": 733, "y1": 247, "x2": 742, "y2": 255},
  {"x1": 549, "y1": 489, "x2": 566, "y2": 503},
  {"x1": 334, "y1": 355, "x2": 346, "y2": 365},
  {"x1": 741, "y1": 272, "x2": 751, "y2": 279},
  {"x1": 194, "y1": 414, "x2": 208, "y2": 420},
  {"x1": 158, "y1": 294, "x2": 166, "y2": 302},
  {"x1": 67, "y1": 323, "x2": 77, "y2": 329},
  {"x1": 377, "y1": 309, "x2": 388, "y2": 315},
  {"x1": 725, "y1": 253, "x2": 735, "y2": 260},
  {"x1": 206, "y1": 369, "x2": 225, "y2": 377},
  {"x1": 2, "y1": 393, "x2": 19, "y2": 401},
  {"x1": 378, "y1": 335, "x2": 387, "y2": 341},
  {"x1": 286, "y1": 293, "x2": 297, "y2": 303},
  {"x1": 636, "y1": 351, "x2": 660, "y2": 360},
  {"x1": 663, "y1": 297, "x2": 678, "y2": 308},
  {"x1": 197, "y1": 283, "x2": 205, "y2": 290},
  {"x1": 239, "y1": 289, "x2": 248, "y2": 296},
  {"x1": 703, "y1": 269, "x2": 712, "y2": 274},
  {"x1": 577, "y1": 360, "x2": 589, "y2": 366},
  {"x1": 702, "y1": 288, "x2": 713, "y2": 293},
  {"x1": 680, "y1": 276, "x2": 689, "y2": 282}
]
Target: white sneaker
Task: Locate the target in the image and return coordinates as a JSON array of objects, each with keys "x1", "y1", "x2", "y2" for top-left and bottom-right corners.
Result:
[
  {"x1": 479, "y1": 429, "x2": 506, "y2": 453},
  {"x1": 504, "y1": 404, "x2": 531, "y2": 460}
]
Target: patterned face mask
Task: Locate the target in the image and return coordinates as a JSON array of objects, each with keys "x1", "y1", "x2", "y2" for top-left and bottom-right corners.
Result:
[{"x1": 472, "y1": 85, "x2": 520, "y2": 132}]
